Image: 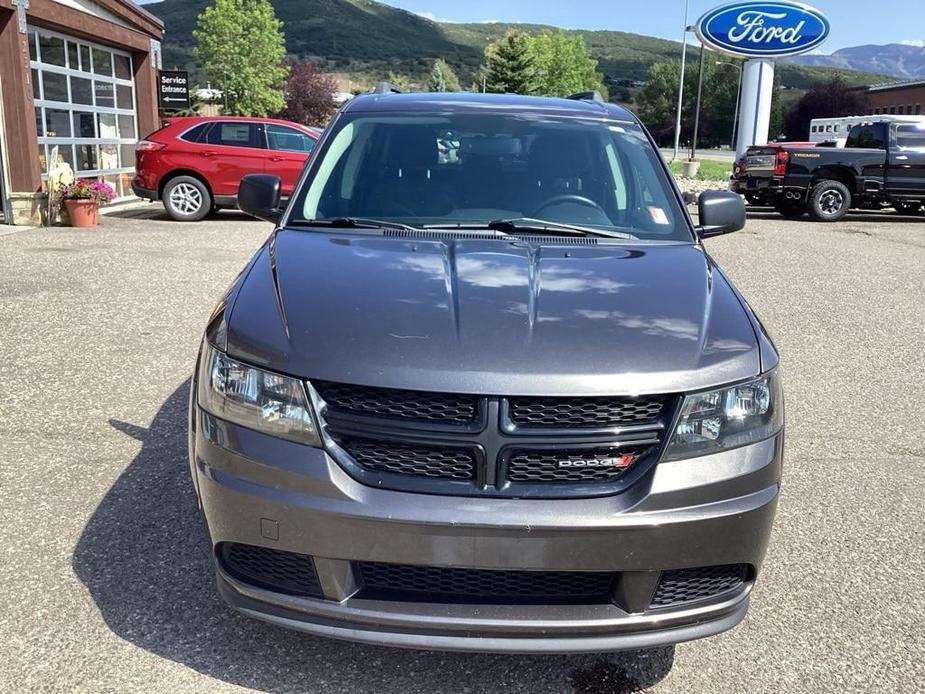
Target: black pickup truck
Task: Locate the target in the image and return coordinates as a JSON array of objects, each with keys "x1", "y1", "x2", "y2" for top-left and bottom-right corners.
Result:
[{"x1": 741, "y1": 120, "x2": 925, "y2": 221}]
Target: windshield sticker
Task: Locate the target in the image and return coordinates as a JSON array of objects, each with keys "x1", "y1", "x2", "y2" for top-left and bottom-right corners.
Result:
[{"x1": 648, "y1": 207, "x2": 670, "y2": 225}]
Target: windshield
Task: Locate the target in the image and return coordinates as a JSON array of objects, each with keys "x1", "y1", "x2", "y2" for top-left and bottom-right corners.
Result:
[{"x1": 289, "y1": 112, "x2": 691, "y2": 242}]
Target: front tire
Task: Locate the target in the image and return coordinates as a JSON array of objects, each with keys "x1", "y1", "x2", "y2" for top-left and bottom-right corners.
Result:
[
  {"x1": 163, "y1": 175, "x2": 212, "y2": 222},
  {"x1": 808, "y1": 180, "x2": 851, "y2": 222}
]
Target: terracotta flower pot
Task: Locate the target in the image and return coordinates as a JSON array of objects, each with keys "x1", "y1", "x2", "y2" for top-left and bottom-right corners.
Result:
[{"x1": 64, "y1": 198, "x2": 99, "y2": 228}]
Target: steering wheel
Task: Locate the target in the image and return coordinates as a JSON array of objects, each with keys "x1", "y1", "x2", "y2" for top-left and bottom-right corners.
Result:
[{"x1": 532, "y1": 194, "x2": 605, "y2": 217}]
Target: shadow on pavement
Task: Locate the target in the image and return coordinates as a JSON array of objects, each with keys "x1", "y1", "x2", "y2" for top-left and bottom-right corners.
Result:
[
  {"x1": 74, "y1": 382, "x2": 674, "y2": 693},
  {"x1": 745, "y1": 207, "x2": 925, "y2": 224},
  {"x1": 103, "y1": 206, "x2": 263, "y2": 223}
]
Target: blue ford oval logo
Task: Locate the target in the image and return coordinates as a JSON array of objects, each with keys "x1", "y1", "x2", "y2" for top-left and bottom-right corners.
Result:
[{"x1": 696, "y1": 1, "x2": 830, "y2": 58}]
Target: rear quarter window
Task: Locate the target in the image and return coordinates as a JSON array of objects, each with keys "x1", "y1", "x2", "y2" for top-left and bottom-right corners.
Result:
[{"x1": 179, "y1": 123, "x2": 210, "y2": 143}]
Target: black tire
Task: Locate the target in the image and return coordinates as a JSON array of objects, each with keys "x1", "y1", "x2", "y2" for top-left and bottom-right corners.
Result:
[
  {"x1": 893, "y1": 200, "x2": 922, "y2": 215},
  {"x1": 808, "y1": 179, "x2": 851, "y2": 222},
  {"x1": 773, "y1": 200, "x2": 807, "y2": 218},
  {"x1": 744, "y1": 192, "x2": 763, "y2": 206},
  {"x1": 162, "y1": 175, "x2": 212, "y2": 222}
]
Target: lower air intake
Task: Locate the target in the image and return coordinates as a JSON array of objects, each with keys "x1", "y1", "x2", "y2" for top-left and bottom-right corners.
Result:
[
  {"x1": 218, "y1": 542, "x2": 323, "y2": 598},
  {"x1": 650, "y1": 564, "x2": 749, "y2": 608}
]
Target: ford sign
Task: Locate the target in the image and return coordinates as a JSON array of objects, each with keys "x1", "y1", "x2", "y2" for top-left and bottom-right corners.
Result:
[{"x1": 696, "y1": 1, "x2": 830, "y2": 58}]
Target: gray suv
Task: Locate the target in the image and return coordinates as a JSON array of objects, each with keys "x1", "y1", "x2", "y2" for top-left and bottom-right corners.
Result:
[{"x1": 189, "y1": 90, "x2": 782, "y2": 653}]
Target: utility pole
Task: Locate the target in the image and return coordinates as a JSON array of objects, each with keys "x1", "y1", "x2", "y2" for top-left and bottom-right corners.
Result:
[
  {"x1": 690, "y1": 41, "x2": 707, "y2": 161},
  {"x1": 671, "y1": 0, "x2": 691, "y2": 161}
]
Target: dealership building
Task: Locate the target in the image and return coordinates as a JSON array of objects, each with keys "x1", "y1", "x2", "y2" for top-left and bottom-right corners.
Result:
[
  {"x1": 0, "y1": 0, "x2": 164, "y2": 225},
  {"x1": 868, "y1": 80, "x2": 925, "y2": 117}
]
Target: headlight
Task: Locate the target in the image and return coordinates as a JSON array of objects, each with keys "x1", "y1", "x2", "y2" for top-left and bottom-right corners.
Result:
[
  {"x1": 663, "y1": 371, "x2": 783, "y2": 461},
  {"x1": 198, "y1": 345, "x2": 320, "y2": 446}
]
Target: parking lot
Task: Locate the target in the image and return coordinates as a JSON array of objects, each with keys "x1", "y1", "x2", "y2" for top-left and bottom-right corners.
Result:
[{"x1": 1, "y1": 206, "x2": 923, "y2": 693}]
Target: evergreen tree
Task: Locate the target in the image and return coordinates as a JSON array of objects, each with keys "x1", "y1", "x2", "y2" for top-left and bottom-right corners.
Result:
[
  {"x1": 483, "y1": 30, "x2": 537, "y2": 95},
  {"x1": 428, "y1": 58, "x2": 461, "y2": 92}
]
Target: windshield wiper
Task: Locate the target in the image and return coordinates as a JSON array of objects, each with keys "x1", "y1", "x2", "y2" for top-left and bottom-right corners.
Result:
[
  {"x1": 289, "y1": 217, "x2": 422, "y2": 231},
  {"x1": 427, "y1": 218, "x2": 637, "y2": 239}
]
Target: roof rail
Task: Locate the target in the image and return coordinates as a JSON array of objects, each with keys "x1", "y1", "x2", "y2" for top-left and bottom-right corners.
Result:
[
  {"x1": 372, "y1": 81, "x2": 403, "y2": 95},
  {"x1": 566, "y1": 90, "x2": 604, "y2": 103}
]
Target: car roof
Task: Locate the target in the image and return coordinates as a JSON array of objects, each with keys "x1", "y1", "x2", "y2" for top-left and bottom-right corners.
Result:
[
  {"x1": 341, "y1": 91, "x2": 638, "y2": 122},
  {"x1": 163, "y1": 115, "x2": 318, "y2": 133}
]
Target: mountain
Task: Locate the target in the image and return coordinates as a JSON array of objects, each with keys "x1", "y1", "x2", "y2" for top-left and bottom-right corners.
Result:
[
  {"x1": 790, "y1": 43, "x2": 925, "y2": 81},
  {"x1": 146, "y1": 0, "x2": 892, "y2": 88}
]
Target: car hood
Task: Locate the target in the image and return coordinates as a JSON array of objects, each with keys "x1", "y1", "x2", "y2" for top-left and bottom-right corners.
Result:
[{"x1": 224, "y1": 230, "x2": 761, "y2": 396}]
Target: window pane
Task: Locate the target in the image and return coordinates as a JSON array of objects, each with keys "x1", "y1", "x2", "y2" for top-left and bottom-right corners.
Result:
[
  {"x1": 39, "y1": 34, "x2": 66, "y2": 67},
  {"x1": 117, "y1": 115, "x2": 136, "y2": 139},
  {"x1": 51, "y1": 144, "x2": 75, "y2": 171},
  {"x1": 207, "y1": 122, "x2": 259, "y2": 148},
  {"x1": 92, "y1": 48, "x2": 113, "y2": 76},
  {"x1": 45, "y1": 108, "x2": 72, "y2": 138},
  {"x1": 32, "y1": 69, "x2": 40, "y2": 100},
  {"x1": 79, "y1": 45, "x2": 92, "y2": 73},
  {"x1": 28, "y1": 29, "x2": 38, "y2": 62},
  {"x1": 897, "y1": 126, "x2": 925, "y2": 149},
  {"x1": 42, "y1": 71, "x2": 68, "y2": 102},
  {"x1": 66, "y1": 41, "x2": 79, "y2": 70},
  {"x1": 77, "y1": 145, "x2": 98, "y2": 171},
  {"x1": 97, "y1": 113, "x2": 117, "y2": 139},
  {"x1": 267, "y1": 124, "x2": 315, "y2": 152},
  {"x1": 71, "y1": 76, "x2": 93, "y2": 105},
  {"x1": 94, "y1": 81, "x2": 115, "y2": 107},
  {"x1": 35, "y1": 107, "x2": 44, "y2": 137},
  {"x1": 37, "y1": 143, "x2": 47, "y2": 174},
  {"x1": 74, "y1": 111, "x2": 96, "y2": 138},
  {"x1": 100, "y1": 144, "x2": 119, "y2": 170},
  {"x1": 116, "y1": 84, "x2": 134, "y2": 109},
  {"x1": 120, "y1": 144, "x2": 136, "y2": 168},
  {"x1": 114, "y1": 54, "x2": 132, "y2": 80}
]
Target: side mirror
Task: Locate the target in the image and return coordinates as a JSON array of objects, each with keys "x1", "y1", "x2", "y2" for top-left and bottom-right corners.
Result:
[
  {"x1": 238, "y1": 174, "x2": 282, "y2": 224},
  {"x1": 697, "y1": 190, "x2": 746, "y2": 238}
]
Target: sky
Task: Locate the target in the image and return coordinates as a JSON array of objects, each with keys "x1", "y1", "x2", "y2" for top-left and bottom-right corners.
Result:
[{"x1": 376, "y1": 0, "x2": 924, "y2": 53}]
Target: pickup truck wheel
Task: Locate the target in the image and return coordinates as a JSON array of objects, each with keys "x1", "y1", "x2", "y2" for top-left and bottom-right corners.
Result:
[
  {"x1": 809, "y1": 180, "x2": 851, "y2": 222},
  {"x1": 773, "y1": 201, "x2": 806, "y2": 218},
  {"x1": 893, "y1": 201, "x2": 922, "y2": 215},
  {"x1": 744, "y1": 192, "x2": 763, "y2": 206},
  {"x1": 162, "y1": 176, "x2": 212, "y2": 222}
]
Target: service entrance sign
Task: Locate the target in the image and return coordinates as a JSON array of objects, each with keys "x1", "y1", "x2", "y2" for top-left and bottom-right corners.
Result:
[{"x1": 158, "y1": 70, "x2": 190, "y2": 111}]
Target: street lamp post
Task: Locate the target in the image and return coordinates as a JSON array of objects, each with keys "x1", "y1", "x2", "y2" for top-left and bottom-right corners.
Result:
[
  {"x1": 690, "y1": 40, "x2": 707, "y2": 161},
  {"x1": 671, "y1": 0, "x2": 690, "y2": 161},
  {"x1": 717, "y1": 60, "x2": 745, "y2": 150}
]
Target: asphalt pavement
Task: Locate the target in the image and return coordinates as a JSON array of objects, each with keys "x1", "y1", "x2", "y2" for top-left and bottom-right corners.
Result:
[{"x1": 0, "y1": 203, "x2": 923, "y2": 693}]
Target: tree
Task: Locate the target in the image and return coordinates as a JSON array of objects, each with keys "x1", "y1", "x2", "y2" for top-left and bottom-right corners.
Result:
[
  {"x1": 636, "y1": 56, "x2": 742, "y2": 148},
  {"x1": 194, "y1": 0, "x2": 288, "y2": 116},
  {"x1": 386, "y1": 71, "x2": 414, "y2": 92},
  {"x1": 428, "y1": 58, "x2": 461, "y2": 92},
  {"x1": 276, "y1": 59, "x2": 338, "y2": 126},
  {"x1": 483, "y1": 30, "x2": 538, "y2": 95},
  {"x1": 784, "y1": 76, "x2": 871, "y2": 141},
  {"x1": 529, "y1": 32, "x2": 607, "y2": 99}
]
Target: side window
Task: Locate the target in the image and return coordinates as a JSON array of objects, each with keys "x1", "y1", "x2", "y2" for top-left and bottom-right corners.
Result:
[
  {"x1": 266, "y1": 124, "x2": 316, "y2": 153},
  {"x1": 206, "y1": 122, "x2": 262, "y2": 148},
  {"x1": 179, "y1": 123, "x2": 210, "y2": 143},
  {"x1": 896, "y1": 125, "x2": 925, "y2": 150},
  {"x1": 846, "y1": 124, "x2": 886, "y2": 149}
]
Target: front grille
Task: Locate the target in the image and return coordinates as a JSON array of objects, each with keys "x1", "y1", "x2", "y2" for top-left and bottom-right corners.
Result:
[
  {"x1": 356, "y1": 561, "x2": 617, "y2": 604},
  {"x1": 217, "y1": 542, "x2": 323, "y2": 598},
  {"x1": 650, "y1": 564, "x2": 748, "y2": 608},
  {"x1": 506, "y1": 446, "x2": 646, "y2": 482},
  {"x1": 316, "y1": 379, "x2": 674, "y2": 498},
  {"x1": 337, "y1": 437, "x2": 476, "y2": 480},
  {"x1": 314, "y1": 381, "x2": 478, "y2": 424},
  {"x1": 508, "y1": 395, "x2": 667, "y2": 429}
]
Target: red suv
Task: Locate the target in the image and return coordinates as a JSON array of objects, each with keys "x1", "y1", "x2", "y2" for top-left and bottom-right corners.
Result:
[{"x1": 132, "y1": 116, "x2": 319, "y2": 221}]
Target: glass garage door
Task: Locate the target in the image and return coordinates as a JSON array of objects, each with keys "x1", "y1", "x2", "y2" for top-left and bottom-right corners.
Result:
[{"x1": 28, "y1": 27, "x2": 138, "y2": 199}]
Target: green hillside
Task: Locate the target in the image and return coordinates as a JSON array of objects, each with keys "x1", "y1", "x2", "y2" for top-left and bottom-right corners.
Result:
[{"x1": 148, "y1": 0, "x2": 891, "y2": 88}]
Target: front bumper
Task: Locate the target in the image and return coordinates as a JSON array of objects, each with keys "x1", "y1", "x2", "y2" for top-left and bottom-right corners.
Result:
[{"x1": 192, "y1": 408, "x2": 781, "y2": 652}]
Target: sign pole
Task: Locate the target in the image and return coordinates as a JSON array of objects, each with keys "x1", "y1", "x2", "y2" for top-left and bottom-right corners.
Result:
[
  {"x1": 671, "y1": 0, "x2": 691, "y2": 161},
  {"x1": 736, "y1": 59, "x2": 775, "y2": 157}
]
